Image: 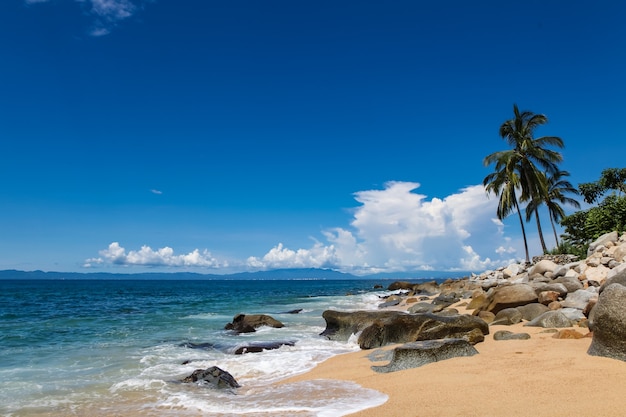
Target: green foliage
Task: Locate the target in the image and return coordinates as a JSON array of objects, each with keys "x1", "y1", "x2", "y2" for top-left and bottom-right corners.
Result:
[
  {"x1": 547, "y1": 240, "x2": 588, "y2": 260},
  {"x1": 560, "y1": 167, "x2": 626, "y2": 249},
  {"x1": 579, "y1": 167, "x2": 626, "y2": 204}
]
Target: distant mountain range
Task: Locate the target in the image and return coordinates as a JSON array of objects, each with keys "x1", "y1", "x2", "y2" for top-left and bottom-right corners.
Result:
[{"x1": 0, "y1": 268, "x2": 472, "y2": 281}]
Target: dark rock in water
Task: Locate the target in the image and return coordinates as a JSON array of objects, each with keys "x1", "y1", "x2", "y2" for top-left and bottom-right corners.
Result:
[
  {"x1": 232, "y1": 340, "x2": 296, "y2": 354},
  {"x1": 588, "y1": 283, "x2": 626, "y2": 361},
  {"x1": 320, "y1": 310, "x2": 489, "y2": 349},
  {"x1": 182, "y1": 366, "x2": 241, "y2": 388},
  {"x1": 180, "y1": 342, "x2": 215, "y2": 350},
  {"x1": 493, "y1": 330, "x2": 531, "y2": 341},
  {"x1": 372, "y1": 338, "x2": 478, "y2": 373},
  {"x1": 224, "y1": 314, "x2": 284, "y2": 333},
  {"x1": 279, "y1": 309, "x2": 303, "y2": 314}
]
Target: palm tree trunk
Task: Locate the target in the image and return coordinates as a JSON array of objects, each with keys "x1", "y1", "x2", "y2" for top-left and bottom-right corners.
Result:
[
  {"x1": 535, "y1": 213, "x2": 548, "y2": 253},
  {"x1": 515, "y1": 199, "x2": 530, "y2": 263},
  {"x1": 550, "y1": 215, "x2": 560, "y2": 248}
]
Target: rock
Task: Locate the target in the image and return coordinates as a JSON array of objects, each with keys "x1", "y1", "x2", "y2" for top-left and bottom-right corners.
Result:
[
  {"x1": 355, "y1": 312, "x2": 489, "y2": 349},
  {"x1": 493, "y1": 330, "x2": 531, "y2": 340},
  {"x1": 588, "y1": 284, "x2": 626, "y2": 361},
  {"x1": 408, "y1": 302, "x2": 439, "y2": 314},
  {"x1": 181, "y1": 366, "x2": 241, "y2": 388},
  {"x1": 484, "y1": 284, "x2": 539, "y2": 314},
  {"x1": 532, "y1": 283, "x2": 569, "y2": 298},
  {"x1": 491, "y1": 308, "x2": 523, "y2": 325},
  {"x1": 279, "y1": 309, "x2": 303, "y2": 314},
  {"x1": 319, "y1": 310, "x2": 489, "y2": 349},
  {"x1": 587, "y1": 231, "x2": 619, "y2": 256},
  {"x1": 224, "y1": 314, "x2": 284, "y2": 333},
  {"x1": 552, "y1": 329, "x2": 586, "y2": 339},
  {"x1": 387, "y1": 281, "x2": 415, "y2": 291},
  {"x1": 552, "y1": 276, "x2": 584, "y2": 293},
  {"x1": 528, "y1": 259, "x2": 559, "y2": 278},
  {"x1": 600, "y1": 264, "x2": 626, "y2": 292},
  {"x1": 378, "y1": 295, "x2": 402, "y2": 309},
  {"x1": 516, "y1": 303, "x2": 550, "y2": 321},
  {"x1": 476, "y1": 310, "x2": 495, "y2": 323},
  {"x1": 561, "y1": 289, "x2": 597, "y2": 310},
  {"x1": 431, "y1": 293, "x2": 460, "y2": 307},
  {"x1": 524, "y1": 311, "x2": 573, "y2": 328},
  {"x1": 538, "y1": 291, "x2": 560, "y2": 305},
  {"x1": 584, "y1": 264, "x2": 611, "y2": 286},
  {"x1": 371, "y1": 339, "x2": 478, "y2": 373},
  {"x1": 232, "y1": 341, "x2": 295, "y2": 354},
  {"x1": 414, "y1": 281, "x2": 440, "y2": 295}
]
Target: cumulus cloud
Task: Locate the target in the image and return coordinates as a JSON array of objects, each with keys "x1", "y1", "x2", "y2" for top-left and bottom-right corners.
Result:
[
  {"x1": 24, "y1": 0, "x2": 148, "y2": 36},
  {"x1": 84, "y1": 242, "x2": 225, "y2": 268},
  {"x1": 86, "y1": 181, "x2": 524, "y2": 274},
  {"x1": 249, "y1": 181, "x2": 520, "y2": 274},
  {"x1": 150, "y1": 189, "x2": 163, "y2": 195},
  {"x1": 246, "y1": 241, "x2": 341, "y2": 270}
]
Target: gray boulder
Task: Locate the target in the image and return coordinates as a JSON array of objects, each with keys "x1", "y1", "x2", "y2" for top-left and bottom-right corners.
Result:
[
  {"x1": 371, "y1": 339, "x2": 478, "y2": 373},
  {"x1": 493, "y1": 330, "x2": 531, "y2": 341},
  {"x1": 524, "y1": 311, "x2": 573, "y2": 328},
  {"x1": 182, "y1": 366, "x2": 241, "y2": 388},
  {"x1": 517, "y1": 303, "x2": 550, "y2": 321},
  {"x1": 491, "y1": 308, "x2": 523, "y2": 325},
  {"x1": 588, "y1": 284, "x2": 626, "y2": 361}
]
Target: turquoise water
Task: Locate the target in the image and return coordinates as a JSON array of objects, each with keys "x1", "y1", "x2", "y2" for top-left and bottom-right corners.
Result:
[{"x1": 0, "y1": 278, "x2": 399, "y2": 416}]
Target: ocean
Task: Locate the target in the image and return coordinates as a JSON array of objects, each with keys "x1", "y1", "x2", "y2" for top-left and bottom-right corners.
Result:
[{"x1": 0, "y1": 278, "x2": 408, "y2": 416}]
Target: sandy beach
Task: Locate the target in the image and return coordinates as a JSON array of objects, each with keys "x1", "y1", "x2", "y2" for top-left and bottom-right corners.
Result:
[{"x1": 284, "y1": 304, "x2": 626, "y2": 417}]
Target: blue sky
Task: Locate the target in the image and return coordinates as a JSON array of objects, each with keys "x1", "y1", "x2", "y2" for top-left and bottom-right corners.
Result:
[{"x1": 1, "y1": 0, "x2": 625, "y2": 275}]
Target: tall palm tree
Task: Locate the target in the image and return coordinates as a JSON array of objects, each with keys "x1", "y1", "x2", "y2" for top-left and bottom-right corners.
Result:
[
  {"x1": 483, "y1": 151, "x2": 531, "y2": 262},
  {"x1": 544, "y1": 170, "x2": 580, "y2": 247},
  {"x1": 484, "y1": 104, "x2": 565, "y2": 262}
]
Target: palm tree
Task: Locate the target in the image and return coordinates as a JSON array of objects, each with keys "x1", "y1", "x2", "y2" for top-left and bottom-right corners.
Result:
[
  {"x1": 483, "y1": 151, "x2": 531, "y2": 263},
  {"x1": 484, "y1": 104, "x2": 565, "y2": 262},
  {"x1": 544, "y1": 170, "x2": 580, "y2": 247}
]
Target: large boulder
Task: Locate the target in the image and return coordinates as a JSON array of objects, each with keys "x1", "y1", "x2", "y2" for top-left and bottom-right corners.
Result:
[
  {"x1": 371, "y1": 339, "x2": 479, "y2": 373},
  {"x1": 524, "y1": 311, "x2": 573, "y2": 328},
  {"x1": 224, "y1": 314, "x2": 284, "y2": 333},
  {"x1": 483, "y1": 284, "x2": 538, "y2": 314},
  {"x1": 588, "y1": 283, "x2": 626, "y2": 362},
  {"x1": 320, "y1": 310, "x2": 489, "y2": 349}
]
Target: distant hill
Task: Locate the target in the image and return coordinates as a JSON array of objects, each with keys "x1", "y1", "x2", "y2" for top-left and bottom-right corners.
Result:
[{"x1": 0, "y1": 268, "x2": 471, "y2": 281}]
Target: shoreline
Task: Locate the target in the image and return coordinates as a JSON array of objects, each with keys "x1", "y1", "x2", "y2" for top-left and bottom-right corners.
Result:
[{"x1": 282, "y1": 299, "x2": 626, "y2": 417}]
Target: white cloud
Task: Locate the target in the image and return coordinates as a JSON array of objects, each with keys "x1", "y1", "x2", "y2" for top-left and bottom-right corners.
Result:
[
  {"x1": 151, "y1": 189, "x2": 163, "y2": 195},
  {"x1": 251, "y1": 181, "x2": 520, "y2": 274},
  {"x1": 246, "y1": 242, "x2": 340, "y2": 270},
  {"x1": 86, "y1": 181, "x2": 525, "y2": 274},
  {"x1": 25, "y1": 0, "x2": 147, "y2": 36},
  {"x1": 85, "y1": 242, "x2": 225, "y2": 268}
]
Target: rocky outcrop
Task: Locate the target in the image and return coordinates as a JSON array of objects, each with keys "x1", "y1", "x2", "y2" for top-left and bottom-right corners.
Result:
[
  {"x1": 224, "y1": 314, "x2": 284, "y2": 333},
  {"x1": 320, "y1": 310, "x2": 489, "y2": 349},
  {"x1": 181, "y1": 366, "x2": 241, "y2": 388},
  {"x1": 587, "y1": 283, "x2": 626, "y2": 361},
  {"x1": 371, "y1": 339, "x2": 478, "y2": 373},
  {"x1": 378, "y1": 232, "x2": 626, "y2": 362}
]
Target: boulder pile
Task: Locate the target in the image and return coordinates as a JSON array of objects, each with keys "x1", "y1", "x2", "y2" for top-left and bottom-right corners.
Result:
[{"x1": 325, "y1": 231, "x2": 626, "y2": 368}]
